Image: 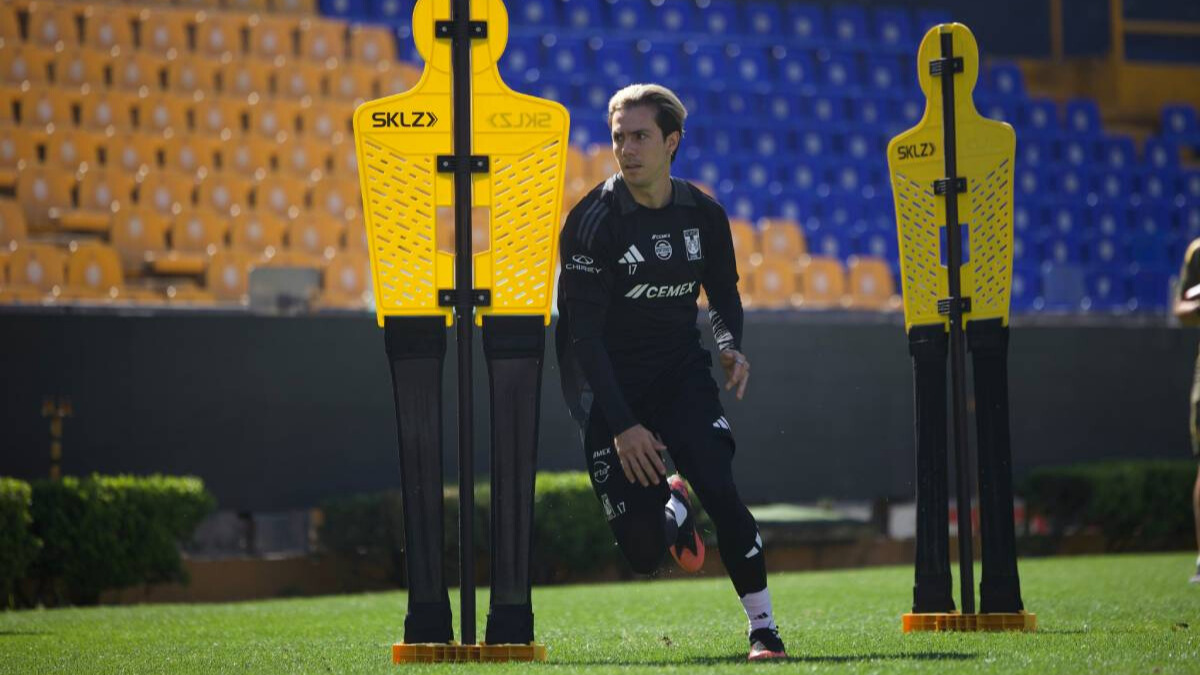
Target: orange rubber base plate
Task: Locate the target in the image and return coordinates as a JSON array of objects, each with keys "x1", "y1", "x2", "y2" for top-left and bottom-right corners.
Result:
[
  {"x1": 902, "y1": 612, "x2": 1037, "y2": 633},
  {"x1": 392, "y1": 642, "x2": 547, "y2": 663}
]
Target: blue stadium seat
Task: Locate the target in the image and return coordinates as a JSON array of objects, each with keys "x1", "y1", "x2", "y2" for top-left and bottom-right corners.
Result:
[
  {"x1": 763, "y1": 92, "x2": 797, "y2": 125},
  {"x1": 1092, "y1": 203, "x2": 1129, "y2": 237},
  {"x1": 855, "y1": 224, "x2": 898, "y2": 260},
  {"x1": 544, "y1": 36, "x2": 588, "y2": 80},
  {"x1": 1018, "y1": 137, "x2": 1051, "y2": 168},
  {"x1": 988, "y1": 61, "x2": 1025, "y2": 97},
  {"x1": 687, "y1": 43, "x2": 728, "y2": 81},
  {"x1": 796, "y1": 126, "x2": 829, "y2": 159},
  {"x1": 1142, "y1": 137, "x2": 1179, "y2": 170},
  {"x1": 1058, "y1": 137, "x2": 1094, "y2": 168},
  {"x1": 816, "y1": 51, "x2": 860, "y2": 90},
  {"x1": 1135, "y1": 168, "x2": 1175, "y2": 204},
  {"x1": 1057, "y1": 168, "x2": 1087, "y2": 200},
  {"x1": 368, "y1": 0, "x2": 408, "y2": 24},
  {"x1": 591, "y1": 38, "x2": 634, "y2": 82},
  {"x1": 565, "y1": 0, "x2": 602, "y2": 30},
  {"x1": 1178, "y1": 203, "x2": 1200, "y2": 238},
  {"x1": 740, "y1": 159, "x2": 776, "y2": 192},
  {"x1": 1182, "y1": 170, "x2": 1200, "y2": 202},
  {"x1": 752, "y1": 128, "x2": 782, "y2": 158},
  {"x1": 570, "y1": 118, "x2": 610, "y2": 148},
  {"x1": 1100, "y1": 135, "x2": 1136, "y2": 170},
  {"x1": 1019, "y1": 99, "x2": 1059, "y2": 137},
  {"x1": 873, "y1": 7, "x2": 914, "y2": 53},
  {"x1": 1128, "y1": 264, "x2": 1172, "y2": 311},
  {"x1": 641, "y1": 46, "x2": 678, "y2": 81},
  {"x1": 728, "y1": 45, "x2": 770, "y2": 86},
  {"x1": 579, "y1": 81, "x2": 610, "y2": 111},
  {"x1": 1133, "y1": 203, "x2": 1171, "y2": 237},
  {"x1": 773, "y1": 47, "x2": 816, "y2": 91},
  {"x1": 743, "y1": 1, "x2": 782, "y2": 38},
  {"x1": 1092, "y1": 169, "x2": 1132, "y2": 202},
  {"x1": 896, "y1": 95, "x2": 924, "y2": 127},
  {"x1": 915, "y1": 9, "x2": 954, "y2": 32},
  {"x1": 842, "y1": 131, "x2": 875, "y2": 162},
  {"x1": 788, "y1": 159, "x2": 823, "y2": 193},
  {"x1": 1085, "y1": 234, "x2": 1128, "y2": 266},
  {"x1": 609, "y1": 0, "x2": 647, "y2": 31},
  {"x1": 1041, "y1": 233, "x2": 1086, "y2": 265},
  {"x1": 784, "y1": 4, "x2": 826, "y2": 45},
  {"x1": 854, "y1": 93, "x2": 889, "y2": 129},
  {"x1": 1048, "y1": 203, "x2": 1083, "y2": 235},
  {"x1": 1085, "y1": 265, "x2": 1130, "y2": 311},
  {"x1": 1013, "y1": 203, "x2": 1036, "y2": 234},
  {"x1": 1010, "y1": 263, "x2": 1040, "y2": 312},
  {"x1": 864, "y1": 56, "x2": 902, "y2": 93},
  {"x1": 500, "y1": 37, "x2": 542, "y2": 82},
  {"x1": 810, "y1": 94, "x2": 845, "y2": 125},
  {"x1": 829, "y1": 6, "x2": 869, "y2": 49},
  {"x1": 826, "y1": 161, "x2": 865, "y2": 197},
  {"x1": 512, "y1": 0, "x2": 557, "y2": 27},
  {"x1": 321, "y1": 0, "x2": 367, "y2": 19},
  {"x1": 657, "y1": 0, "x2": 696, "y2": 33},
  {"x1": 535, "y1": 80, "x2": 569, "y2": 105},
  {"x1": 1015, "y1": 167, "x2": 1046, "y2": 200},
  {"x1": 1129, "y1": 231, "x2": 1173, "y2": 267},
  {"x1": 700, "y1": 0, "x2": 740, "y2": 37},
  {"x1": 1040, "y1": 263, "x2": 1087, "y2": 311},
  {"x1": 1064, "y1": 99, "x2": 1102, "y2": 136},
  {"x1": 1161, "y1": 104, "x2": 1199, "y2": 139},
  {"x1": 977, "y1": 96, "x2": 1018, "y2": 125},
  {"x1": 776, "y1": 192, "x2": 814, "y2": 222}
]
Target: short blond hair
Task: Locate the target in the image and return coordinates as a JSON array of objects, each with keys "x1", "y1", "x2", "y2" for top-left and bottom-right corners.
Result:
[{"x1": 606, "y1": 83, "x2": 687, "y2": 161}]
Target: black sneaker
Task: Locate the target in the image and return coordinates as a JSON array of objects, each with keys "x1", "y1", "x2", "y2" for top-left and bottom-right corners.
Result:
[
  {"x1": 666, "y1": 474, "x2": 704, "y2": 573},
  {"x1": 748, "y1": 627, "x2": 787, "y2": 661}
]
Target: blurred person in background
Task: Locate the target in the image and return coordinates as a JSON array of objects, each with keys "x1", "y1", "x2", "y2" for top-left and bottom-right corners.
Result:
[{"x1": 1173, "y1": 237, "x2": 1200, "y2": 584}]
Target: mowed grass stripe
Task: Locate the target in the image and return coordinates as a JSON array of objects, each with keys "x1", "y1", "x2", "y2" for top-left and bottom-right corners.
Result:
[{"x1": 1, "y1": 553, "x2": 1197, "y2": 674}]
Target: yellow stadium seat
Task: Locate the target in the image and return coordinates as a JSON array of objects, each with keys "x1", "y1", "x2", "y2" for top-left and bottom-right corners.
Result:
[
  {"x1": 135, "y1": 94, "x2": 193, "y2": 136},
  {"x1": 565, "y1": 144, "x2": 586, "y2": 194},
  {"x1": 317, "y1": 250, "x2": 370, "y2": 308},
  {"x1": 796, "y1": 255, "x2": 848, "y2": 309},
  {"x1": 19, "y1": 88, "x2": 81, "y2": 130},
  {"x1": 249, "y1": 14, "x2": 298, "y2": 59},
  {"x1": 8, "y1": 242, "x2": 67, "y2": 293},
  {"x1": 279, "y1": 138, "x2": 329, "y2": 179},
  {"x1": 298, "y1": 18, "x2": 345, "y2": 62},
  {"x1": 206, "y1": 249, "x2": 260, "y2": 302},
  {"x1": 310, "y1": 177, "x2": 359, "y2": 224},
  {"x1": 230, "y1": 209, "x2": 286, "y2": 255},
  {"x1": 225, "y1": 0, "x2": 271, "y2": 12},
  {"x1": 136, "y1": 170, "x2": 195, "y2": 215},
  {"x1": 0, "y1": 4, "x2": 20, "y2": 45},
  {"x1": 0, "y1": 199, "x2": 28, "y2": 249},
  {"x1": 27, "y1": 4, "x2": 80, "y2": 50},
  {"x1": 758, "y1": 218, "x2": 806, "y2": 262},
  {"x1": 196, "y1": 173, "x2": 252, "y2": 217},
  {"x1": 0, "y1": 127, "x2": 39, "y2": 176},
  {"x1": 58, "y1": 168, "x2": 138, "y2": 232},
  {"x1": 170, "y1": 207, "x2": 227, "y2": 254},
  {"x1": 226, "y1": 136, "x2": 276, "y2": 177},
  {"x1": 270, "y1": 0, "x2": 316, "y2": 14},
  {"x1": 167, "y1": 55, "x2": 220, "y2": 94},
  {"x1": 109, "y1": 132, "x2": 164, "y2": 177},
  {"x1": 374, "y1": 62, "x2": 421, "y2": 99},
  {"x1": 846, "y1": 255, "x2": 900, "y2": 311},
  {"x1": 62, "y1": 243, "x2": 126, "y2": 300},
  {"x1": 140, "y1": 9, "x2": 192, "y2": 59},
  {"x1": 0, "y1": 86, "x2": 21, "y2": 127},
  {"x1": 728, "y1": 218, "x2": 759, "y2": 270},
  {"x1": 111, "y1": 52, "x2": 166, "y2": 93},
  {"x1": 195, "y1": 97, "x2": 250, "y2": 138},
  {"x1": 0, "y1": 249, "x2": 7, "y2": 285},
  {"x1": 17, "y1": 167, "x2": 72, "y2": 230},
  {"x1": 163, "y1": 135, "x2": 220, "y2": 176},
  {"x1": 303, "y1": 101, "x2": 348, "y2": 142},
  {"x1": 329, "y1": 136, "x2": 358, "y2": 177},
  {"x1": 749, "y1": 258, "x2": 798, "y2": 309},
  {"x1": 82, "y1": 6, "x2": 138, "y2": 53},
  {"x1": 80, "y1": 90, "x2": 139, "y2": 133},
  {"x1": 254, "y1": 175, "x2": 308, "y2": 219},
  {"x1": 286, "y1": 215, "x2": 341, "y2": 261},
  {"x1": 349, "y1": 25, "x2": 397, "y2": 62},
  {"x1": 248, "y1": 99, "x2": 302, "y2": 140},
  {"x1": 344, "y1": 218, "x2": 367, "y2": 252},
  {"x1": 164, "y1": 282, "x2": 218, "y2": 305},
  {"x1": 221, "y1": 59, "x2": 275, "y2": 99},
  {"x1": 277, "y1": 60, "x2": 327, "y2": 101},
  {"x1": 587, "y1": 145, "x2": 619, "y2": 183},
  {"x1": 44, "y1": 130, "x2": 102, "y2": 173},
  {"x1": 328, "y1": 63, "x2": 376, "y2": 102},
  {"x1": 110, "y1": 207, "x2": 169, "y2": 273},
  {"x1": 49, "y1": 48, "x2": 102, "y2": 91},
  {"x1": 196, "y1": 13, "x2": 249, "y2": 59}
]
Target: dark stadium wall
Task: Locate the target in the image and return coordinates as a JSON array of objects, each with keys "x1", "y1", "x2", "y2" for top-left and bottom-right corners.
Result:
[{"x1": 0, "y1": 311, "x2": 1193, "y2": 511}]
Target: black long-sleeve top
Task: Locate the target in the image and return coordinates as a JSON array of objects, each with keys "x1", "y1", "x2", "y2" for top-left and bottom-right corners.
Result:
[{"x1": 555, "y1": 174, "x2": 745, "y2": 434}]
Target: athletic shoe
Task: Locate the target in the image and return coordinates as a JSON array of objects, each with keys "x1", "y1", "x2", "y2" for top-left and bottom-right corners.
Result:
[
  {"x1": 1191, "y1": 564, "x2": 1200, "y2": 584},
  {"x1": 748, "y1": 627, "x2": 787, "y2": 661},
  {"x1": 667, "y1": 474, "x2": 705, "y2": 573}
]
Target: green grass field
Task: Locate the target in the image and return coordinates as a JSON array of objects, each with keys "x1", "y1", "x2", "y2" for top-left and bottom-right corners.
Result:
[{"x1": 2, "y1": 553, "x2": 1198, "y2": 674}]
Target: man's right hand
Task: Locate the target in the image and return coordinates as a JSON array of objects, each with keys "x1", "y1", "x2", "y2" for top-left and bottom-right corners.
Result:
[{"x1": 614, "y1": 424, "x2": 667, "y2": 486}]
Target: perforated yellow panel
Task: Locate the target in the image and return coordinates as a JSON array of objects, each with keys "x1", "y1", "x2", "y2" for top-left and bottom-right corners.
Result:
[
  {"x1": 886, "y1": 23, "x2": 1016, "y2": 333},
  {"x1": 352, "y1": 0, "x2": 568, "y2": 327}
]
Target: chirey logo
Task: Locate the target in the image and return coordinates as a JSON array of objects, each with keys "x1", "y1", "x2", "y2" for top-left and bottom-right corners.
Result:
[{"x1": 566, "y1": 253, "x2": 601, "y2": 274}]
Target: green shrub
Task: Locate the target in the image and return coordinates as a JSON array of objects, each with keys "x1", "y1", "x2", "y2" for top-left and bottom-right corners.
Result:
[
  {"x1": 31, "y1": 474, "x2": 216, "y2": 605},
  {"x1": 1020, "y1": 460, "x2": 1196, "y2": 550},
  {"x1": 321, "y1": 472, "x2": 621, "y2": 584},
  {"x1": 0, "y1": 478, "x2": 41, "y2": 608}
]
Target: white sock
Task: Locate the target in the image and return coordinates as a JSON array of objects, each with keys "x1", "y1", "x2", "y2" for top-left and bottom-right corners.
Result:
[
  {"x1": 1195, "y1": 554, "x2": 1200, "y2": 567},
  {"x1": 740, "y1": 588, "x2": 776, "y2": 634},
  {"x1": 666, "y1": 494, "x2": 687, "y2": 527}
]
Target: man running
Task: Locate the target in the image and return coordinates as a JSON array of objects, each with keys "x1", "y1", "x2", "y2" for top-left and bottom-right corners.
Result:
[{"x1": 555, "y1": 83, "x2": 787, "y2": 660}]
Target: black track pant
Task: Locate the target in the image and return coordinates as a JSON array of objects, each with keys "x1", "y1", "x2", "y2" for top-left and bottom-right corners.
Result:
[{"x1": 581, "y1": 367, "x2": 767, "y2": 597}]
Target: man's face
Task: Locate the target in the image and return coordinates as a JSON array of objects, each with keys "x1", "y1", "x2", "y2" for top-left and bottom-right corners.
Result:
[{"x1": 611, "y1": 105, "x2": 679, "y2": 189}]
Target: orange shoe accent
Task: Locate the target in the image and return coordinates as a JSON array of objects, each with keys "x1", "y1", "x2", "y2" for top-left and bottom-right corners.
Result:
[
  {"x1": 748, "y1": 647, "x2": 787, "y2": 661},
  {"x1": 667, "y1": 475, "x2": 705, "y2": 573}
]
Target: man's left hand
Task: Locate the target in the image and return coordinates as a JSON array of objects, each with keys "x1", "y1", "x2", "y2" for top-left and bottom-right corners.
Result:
[{"x1": 719, "y1": 349, "x2": 750, "y2": 400}]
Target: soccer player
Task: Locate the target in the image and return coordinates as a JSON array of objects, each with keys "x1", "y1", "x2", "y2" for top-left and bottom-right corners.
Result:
[
  {"x1": 1173, "y1": 237, "x2": 1200, "y2": 584},
  {"x1": 555, "y1": 84, "x2": 786, "y2": 660}
]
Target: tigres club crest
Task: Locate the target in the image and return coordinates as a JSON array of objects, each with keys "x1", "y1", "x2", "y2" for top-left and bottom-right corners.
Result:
[{"x1": 684, "y1": 228, "x2": 702, "y2": 261}]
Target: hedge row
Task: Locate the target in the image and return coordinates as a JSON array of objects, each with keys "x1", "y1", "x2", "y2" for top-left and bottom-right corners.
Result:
[
  {"x1": 0, "y1": 475, "x2": 215, "y2": 607},
  {"x1": 1019, "y1": 460, "x2": 1197, "y2": 550}
]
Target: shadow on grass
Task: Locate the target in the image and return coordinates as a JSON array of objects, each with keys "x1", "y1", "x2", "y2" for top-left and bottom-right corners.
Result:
[
  {"x1": 564, "y1": 652, "x2": 977, "y2": 666},
  {"x1": 0, "y1": 630, "x2": 51, "y2": 637}
]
